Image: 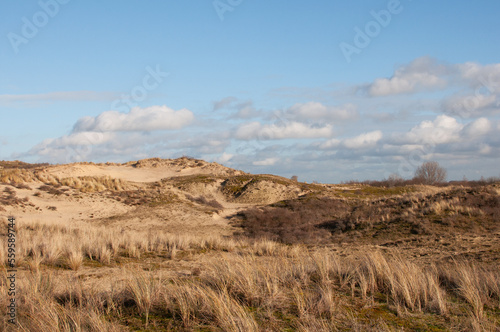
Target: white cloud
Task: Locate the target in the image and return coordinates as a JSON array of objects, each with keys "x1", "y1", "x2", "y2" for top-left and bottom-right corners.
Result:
[
  {"x1": 367, "y1": 57, "x2": 450, "y2": 96},
  {"x1": 233, "y1": 102, "x2": 261, "y2": 119},
  {"x1": 461, "y1": 118, "x2": 491, "y2": 137},
  {"x1": 318, "y1": 131, "x2": 382, "y2": 150},
  {"x1": 27, "y1": 131, "x2": 116, "y2": 163},
  {"x1": 399, "y1": 115, "x2": 463, "y2": 145},
  {"x1": 213, "y1": 96, "x2": 238, "y2": 111},
  {"x1": 253, "y1": 157, "x2": 279, "y2": 166},
  {"x1": 458, "y1": 62, "x2": 500, "y2": 91},
  {"x1": 73, "y1": 105, "x2": 194, "y2": 132},
  {"x1": 286, "y1": 102, "x2": 358, "y2": 121},
  {"x1": 364, "y1": 58, "x2": 500, "y2": 120},
  {"x1": 319, "y1": 138, "x2": 341, "y2": 149},
  {"x1": 23, "y1": 105, "x2": 197, "y2": 163},
  {"x1": 235, "y1": 121, "x2": 333, "y2": 140},
  {"x1": 442, "y1": 93, "x2": 498, "y2": 117},
  {"x1": 0, "y1": 90, "x2": 116, "y2": 103},
  {"x1": 217, "y1": 152, "x2": 234, "y2": 164},
  {"x1": 479, "y1": 144, "x2": 492, "y2": 155},
  {"x1": 447, "y1": 62, "x2": 500, "y2": 116},
  {"x1": 343, "y1": 130, "x2": 382, "y2": 149}
]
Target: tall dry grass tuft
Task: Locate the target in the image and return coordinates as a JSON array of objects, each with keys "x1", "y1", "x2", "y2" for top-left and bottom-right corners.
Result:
[
  {"x1": 124, "y1": 269, "x2": 162, "y2": 327},
  {"x1": 205, "y1": 287, "x2": 259, "y2": 332},
  {"x1": 65, "y1": 247, "x2": 84, "y2": 271},
  {"x1": 440, "y1": 261, "x2": 486, "y2": 320},
  {"x1": 203, "y1": 254, "x2": 290, "y2": 310},
  {"x1": 164, "y1": 282, "x2": 199, "y2": 329},
  {"x1": 351, "y1": 251, "x2": 448, "y2": 315},
  {"x1": 252, "y1": 238, "x2": 280, "y2": 256},
  {"x1": 0, "y1": 243, "x2": 5, "y2": 267},
  {"x1": 163, "y1": 281, "x2": 259, "y2": 331},
  {"x1": 97, "y1": 244, "x2": 112, "y2": 264},
  {"x1": 60, "y1": 175, "x2": 128, "y2": 193},
  {"x1": 6, "y1": 271, "x2": 124, "y2": 332},
  {"x1": 25, "y1": 250, "x2": 43, "y2": 272}
]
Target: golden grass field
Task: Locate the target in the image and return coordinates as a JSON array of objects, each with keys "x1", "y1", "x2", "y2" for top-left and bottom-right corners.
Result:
[{"x1": 0, "y1": 158, "x2": 499, "y2": 331}]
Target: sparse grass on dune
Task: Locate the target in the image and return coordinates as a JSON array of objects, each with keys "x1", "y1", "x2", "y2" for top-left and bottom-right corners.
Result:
[
  {"x1": 0, "y1": 168, "x2": 131, "y2": 194},
  {"x1": 0, "y1": 218, "x2": 236, "y2": 270},
  {"x1": 59, "y1": 176, "x2": 128, "y2": 193},
  {"x1": 1, "y1": 243, "x2": 499, "y2": 331},
  {"x1": 0, "y1": 168, "x2": 59, "y2": 186},
  {"x1": 236, "y1": 184, "x2": 500, "y2": 245},
  {"x1": 1, "y1": 160, "x2": 499, "y2": 331}
]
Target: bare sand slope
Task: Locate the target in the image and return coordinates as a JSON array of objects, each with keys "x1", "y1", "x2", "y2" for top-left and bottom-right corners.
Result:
[
  {"x1": 46, "y1": 158, "x2": 244, "y2": 183},
  {"x1": 0, "y1": 158, "x2": 252, "y2": 236},
  {"x1": 0, "y1": 183, "x2": 132, "y2": 225}
]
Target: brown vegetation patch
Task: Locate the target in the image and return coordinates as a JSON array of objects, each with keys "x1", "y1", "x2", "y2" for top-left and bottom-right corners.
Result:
[{"x1": 186, "y1": 194, "x2": 224, "y2": 212}]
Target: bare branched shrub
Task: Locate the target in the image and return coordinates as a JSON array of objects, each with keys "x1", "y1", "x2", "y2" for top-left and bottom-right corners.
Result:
[
  {"x1": 414, "y1": 161, "x2": 447, "y2": 185},
  {"x1": 236, "y1": 199, "x2": 338, "y2": 244}
]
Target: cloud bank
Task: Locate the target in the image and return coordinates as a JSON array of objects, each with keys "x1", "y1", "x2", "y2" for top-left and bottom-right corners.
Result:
[{"x1": 19, "y1": 57, "x2": 500, "y2": 182}]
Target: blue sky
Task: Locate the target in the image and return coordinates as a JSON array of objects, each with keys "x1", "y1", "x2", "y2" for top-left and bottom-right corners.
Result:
[{"x1": 1, "y1": 0, "x2": 500, "y2": 183}]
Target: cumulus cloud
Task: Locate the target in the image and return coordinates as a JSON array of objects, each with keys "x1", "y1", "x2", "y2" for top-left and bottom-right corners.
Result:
[
  {"x1": 73, "y1": 105, "x2": 194, "y2": 132},
  {"x1": 457, "y1": 62, "x2": 500, "y2": 91},
  {"x1": 379, "y1": 115, "x2": 497, "y2": 164},
  {"x1": 343, "y1": 130, "x2": 383, "y2": 149},
  {"x1": 319, "y1": 131, "x2": 382, "y2": 150},
  {"x1": 23, "y1": 105, "x2": 197, "y2": 163},
  {"x1": 319, "y1": 138, "x2": 341, "y2": 149},
  {"x1": 286, "y1": 102, "x2": 358, "y2": 122},
  {"x1": 217, "y1": 152, "x2": 234, "y2": 164},
  {"x1": 232, "y1": 101, "x2": 262, "y2": 119},
  {"x1": 213, "y1": 97, "x2": 262, "y2": 119},
  {"x1": 363, "y1": 57, "x2": 500, "y2": 119},
  {"x1": 461, "y1": 118, "x2": 491, "y2": 137},
  {"x1": 446, "y1": 62, "x2": 500, "y2": 117},
  {"x1": 235, "y1": 121, "x2": 333, "y2": 140},
  {"x1": 27, "y1": 131, "x2": 116, "y2": 163},
  {"x1": 398, "y1": 115, "x2": 463, "y2": 145},
  {"x1": 253, "y1": 157, "x2": 279, "y2": 166},
  {"x1": 17, "y1": 59, "x2": 500, "y2": 182},
  {"x1": 442, "y1": 94, "x2": 498, "y2": 118},
  {"x1": 213, "y1": 96, "x2": 238, "y2": 111},
  {"x1": 366, "y1": 57, "x2": 450, "y2": 96}
]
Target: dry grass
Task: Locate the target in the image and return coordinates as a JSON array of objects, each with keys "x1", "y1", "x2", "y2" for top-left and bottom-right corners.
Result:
[
  {"x1": 236, "y1": 184, "x2": 500, "y2": 246},
  {"x1": 1, "y1": 162, "x2": 499, "y2": 331},
  {"x1": 0, "y1": 218, "x2": 237, "y2": 272},
  {"x1": 0, "y1": 235, "x2": 499, "y2": 330},
  {"x1": 124, "y1": 269, "x2": 162, "y2": 327},
  {"x1": 60, "y1": 176, "x2": 128, "y2": 193},
  {"x1": 0, "y1": 167, "x2": 129, "y2": 194},
  {"x1": 186, "y1": 194, "x2": 224, "y2": 211}
]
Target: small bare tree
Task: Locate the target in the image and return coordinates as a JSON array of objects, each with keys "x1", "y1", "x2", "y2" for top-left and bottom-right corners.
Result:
[
  {"x1": 414, "y1": 161, "x2": 447, "y2": 185},
  {"x1": 291, "y1": 175, "x2": 298, "y2": 182},
  {"x1": 386, "y1": 173, "x2": 404, "y2": 187}
]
